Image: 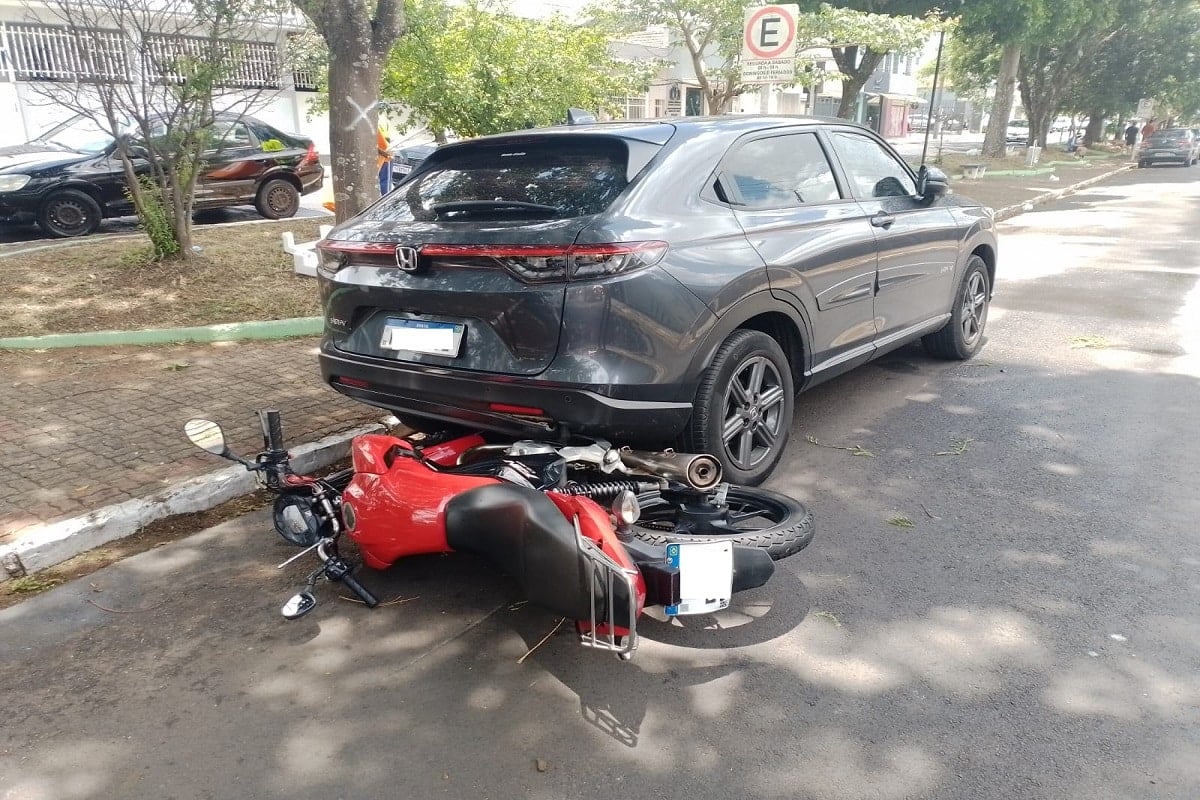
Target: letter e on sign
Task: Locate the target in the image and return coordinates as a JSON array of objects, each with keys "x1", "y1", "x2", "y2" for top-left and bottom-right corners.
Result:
[{"x1": 743, "y1": 5, "x2": 799, "y2": 60}]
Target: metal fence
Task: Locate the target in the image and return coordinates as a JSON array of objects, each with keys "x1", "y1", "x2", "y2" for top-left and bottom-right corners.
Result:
[
  {"x1": 4, "y1": 23, "x2": 128, "y2": 82},
  {"x1": 0, "y1": 22, "x2": 283, "y2": 89},
  {"x1": 143, "y1": 33, "x2": 280, "y2": 89}
]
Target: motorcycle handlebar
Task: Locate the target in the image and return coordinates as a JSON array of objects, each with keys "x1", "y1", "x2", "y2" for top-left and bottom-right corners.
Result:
[
  {"x1": 321, "y1": 552, "x2": 380, "y2": 608},
  {"x1": 339, "y1": 572, "x2": 379, "y2": 608},
  {"x1": 262, "y1": 409, "x2": 285, "y2": 452}
]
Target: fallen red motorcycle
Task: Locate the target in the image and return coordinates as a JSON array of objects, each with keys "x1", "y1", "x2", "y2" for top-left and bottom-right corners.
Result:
[{"x1": 184, "y1": 411, "x2": 814, "y2": 660}]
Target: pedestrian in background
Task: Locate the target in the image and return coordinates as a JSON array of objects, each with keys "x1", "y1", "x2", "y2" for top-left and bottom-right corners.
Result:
[
  {"x1": 1124, "y1": 122, "x2": 1139, "y2": 153},
  {"x1": 377, "y1": 127, "x2": 391, "y2": 197},
  {"x1": 1140, "y1": 119, "x2": 1156, "y2": 141}
]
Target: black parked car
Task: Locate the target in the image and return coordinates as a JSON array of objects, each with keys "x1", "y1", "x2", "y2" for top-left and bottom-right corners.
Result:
[
  {"x1": 0, "y1": 113, "x2": 323, "y2": 238},
  {"x1": 316, "y1": 116, "x2": 998, "y2": 484}
]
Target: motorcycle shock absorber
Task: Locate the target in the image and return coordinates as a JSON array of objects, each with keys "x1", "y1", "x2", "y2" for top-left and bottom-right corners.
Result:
[{"x1": 563, "y1": 479, "x2": 659, "y2": 499}]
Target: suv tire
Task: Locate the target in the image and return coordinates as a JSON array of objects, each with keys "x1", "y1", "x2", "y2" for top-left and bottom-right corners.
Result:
[
  {"x1": 684, "y1": 330, "x2": 794, "y2": 486},
  {"x1": 37, "y1": 189, "x2": 102, "y2": 238},
  {"x1": 923, "y1": 256, "x2": 990, "y2": 360}
]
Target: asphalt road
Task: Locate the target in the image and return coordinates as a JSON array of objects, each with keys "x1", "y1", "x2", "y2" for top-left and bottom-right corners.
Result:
[{"x1": 3, "y1": 167, "x2": 1199, "y2": 800}]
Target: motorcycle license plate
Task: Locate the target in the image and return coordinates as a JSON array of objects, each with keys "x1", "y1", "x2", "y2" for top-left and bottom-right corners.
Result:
[
  {"x1": 665, "y1": 541, "x2": 734, "y2": 616},
  {"x1": 395, "y1": 163, "x2": 412, "y2": 175},
  {"x1": 381, "y1": 319, "x2": 464, "y2": 357}
]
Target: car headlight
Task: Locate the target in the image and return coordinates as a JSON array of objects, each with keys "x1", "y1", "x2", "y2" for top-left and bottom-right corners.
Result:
[{"x1": 0, "y1": 174, "x2": 32, "y2": 192}]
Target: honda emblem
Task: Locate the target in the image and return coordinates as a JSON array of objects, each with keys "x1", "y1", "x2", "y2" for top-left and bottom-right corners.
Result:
[{"x1": 394, "y1": 245, "x2": 420, "y2": 272}]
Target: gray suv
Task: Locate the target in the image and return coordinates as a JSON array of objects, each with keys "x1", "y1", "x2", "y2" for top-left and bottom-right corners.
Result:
[{"x1": 317, "y1": 116, "x2": 998, "y2": 484}]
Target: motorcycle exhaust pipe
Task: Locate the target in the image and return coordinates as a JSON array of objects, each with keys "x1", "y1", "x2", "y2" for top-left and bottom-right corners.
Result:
[{"x1": 619, "y1": 448, "x2": 722, "y2": 491}]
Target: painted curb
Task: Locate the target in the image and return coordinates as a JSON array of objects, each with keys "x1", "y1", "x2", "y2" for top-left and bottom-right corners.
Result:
[
  {"x1": 993, "y1": 163, "x2": 1134, "y2": 222},
  {"x1": 0, "y1": 317, "x2": 324, "y2": 350},
  {"x1": 0, "y1": 423, "x2": 383, "y2": 584}
]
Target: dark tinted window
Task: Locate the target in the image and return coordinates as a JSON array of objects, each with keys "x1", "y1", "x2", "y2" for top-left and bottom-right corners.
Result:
[
  {"x1": 829, "y1": 132, "x2": 917, "y2": 199},
  {"x1": 368, "y1": 137, "x2": 630, "y2": 222},
  {"x1": 722, "y1": 132, "x2": 842, "y2": 209},
  {"x1": 1148, "y1": 130, "x2": 1192, "y2": 143}
]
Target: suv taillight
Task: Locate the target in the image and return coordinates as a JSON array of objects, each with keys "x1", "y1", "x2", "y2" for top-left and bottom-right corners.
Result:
[
  {"x1": 420, "y1": 242, "x2": 669, "y2": 282},
  {"x1": 316, "y1": 241, "x2": 669, "y2": 281}
]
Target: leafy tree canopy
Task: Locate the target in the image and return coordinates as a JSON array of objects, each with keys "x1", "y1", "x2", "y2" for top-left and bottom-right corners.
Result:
[
  {"x1": 589, "y1": 0, "x2": 930, "y2": 115},
  {"x1": 382, "y1": 0, "x2": 653, "y2": 139}
]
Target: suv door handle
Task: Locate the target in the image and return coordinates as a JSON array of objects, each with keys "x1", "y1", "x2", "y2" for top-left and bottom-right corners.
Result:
[{"x1": 870, "y1": 211, "x2": 896, "y2": 229}]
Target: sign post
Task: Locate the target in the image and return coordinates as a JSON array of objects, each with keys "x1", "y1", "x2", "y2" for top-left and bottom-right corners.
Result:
[{"x1": 741, "y1": 4, "x2": 800, "y2": 88}]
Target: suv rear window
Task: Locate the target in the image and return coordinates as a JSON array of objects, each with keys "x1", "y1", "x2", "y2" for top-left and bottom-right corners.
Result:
[
  {"x1": 367, "y1": 137, "x2": 630, "y2": 223},
  {"x1": 1149, "y1": 130, "x2": 1190, "y2": 142}
]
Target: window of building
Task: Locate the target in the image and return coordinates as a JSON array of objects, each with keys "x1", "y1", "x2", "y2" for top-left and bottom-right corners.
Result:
[{"x1": 609, "y1": 94, "x2": 647, "y2": 120}]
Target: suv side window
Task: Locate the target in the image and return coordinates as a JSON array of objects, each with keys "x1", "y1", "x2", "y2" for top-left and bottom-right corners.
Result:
[
  {"x1": 721, "y1": 132, "x2": 842, "y2": 209},
  {"x1": 828, "y1": 132, "x2": 917, "y2": 199}
]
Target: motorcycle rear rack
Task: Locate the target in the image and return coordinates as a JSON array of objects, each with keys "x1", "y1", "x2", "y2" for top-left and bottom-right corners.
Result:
[{"x1": 573, "y1": 516, "x2": 639, "y2": 659}]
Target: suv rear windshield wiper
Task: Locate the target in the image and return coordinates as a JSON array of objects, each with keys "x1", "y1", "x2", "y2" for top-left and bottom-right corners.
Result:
[{"x1": 429, "y1": 200, "x2": 561, "y2": 217}]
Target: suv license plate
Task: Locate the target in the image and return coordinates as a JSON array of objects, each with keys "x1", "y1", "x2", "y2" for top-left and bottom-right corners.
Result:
[
  {"x1": 381, "y1": 319, "x2": 464, "y2": 357},
  {"x1": 665, "y1": 541, "x2": 734, "y2": 616}
]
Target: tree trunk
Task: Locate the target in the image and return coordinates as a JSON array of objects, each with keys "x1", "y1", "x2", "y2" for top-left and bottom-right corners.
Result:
[
  {"x1": 1085, "y1": 113, "x2": 1105, "y2": 145},
  {"x1": 982, "y1": 42, "x2": 1020, "y2": 158},
  {"x1": 1019, "y1": 72, "x2": 1060, "y2": 150},
  {"x1": 832, "y1": 47, "x2": 884, "y2": 120},
  {"x1": 294, "y1": 0, "x2": 405, "y2": 223},
  {"x1": 327, "y1": 51, "x2": 384, "y2": 223}
]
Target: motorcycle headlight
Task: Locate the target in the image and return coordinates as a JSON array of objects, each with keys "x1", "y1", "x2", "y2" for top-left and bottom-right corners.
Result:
[{"x1": 0, "y1": 174, "x2": 32, "y2": 192}]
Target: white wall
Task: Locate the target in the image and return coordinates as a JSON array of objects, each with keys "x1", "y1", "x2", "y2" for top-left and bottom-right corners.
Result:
[{"x1": 0, "y1": 82, "x2": 330, "y2": 152}]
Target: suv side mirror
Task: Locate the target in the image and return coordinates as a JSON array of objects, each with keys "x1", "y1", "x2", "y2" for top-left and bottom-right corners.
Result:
[{"x1": 917, "y1": 165, "x2": 950, "y2": 200}]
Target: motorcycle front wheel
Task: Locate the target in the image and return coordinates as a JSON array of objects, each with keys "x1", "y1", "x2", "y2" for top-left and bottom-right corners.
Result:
[{"x1": 632, "y1": 486, "x2": 814, "y2": 560}]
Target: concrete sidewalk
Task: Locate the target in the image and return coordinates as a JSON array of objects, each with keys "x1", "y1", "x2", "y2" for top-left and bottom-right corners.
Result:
[{"x1": 0, "y1": 156, "x2": 1134, "y2": 580}]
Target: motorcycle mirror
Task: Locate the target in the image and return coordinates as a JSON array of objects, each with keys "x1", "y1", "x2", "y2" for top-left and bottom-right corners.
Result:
[
  {"x1": 281, "y1": 591, "x2": 317, "y2": 620},
  {"x1": 184, "y1": 418, "x2": 230, "y2": 456}
]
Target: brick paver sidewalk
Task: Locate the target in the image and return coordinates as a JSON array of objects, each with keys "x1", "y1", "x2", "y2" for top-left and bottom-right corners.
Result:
[{"x1": 0, "y1": 338, "x2": 378, "y2": 544}]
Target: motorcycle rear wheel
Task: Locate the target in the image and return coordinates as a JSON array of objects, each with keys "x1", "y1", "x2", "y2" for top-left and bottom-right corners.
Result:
[{"x1": 632, "y1": 486, "x2": 814, "y2": 560}]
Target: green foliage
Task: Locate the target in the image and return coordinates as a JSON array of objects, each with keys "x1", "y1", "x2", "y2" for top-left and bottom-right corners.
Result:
[
  {"x1": 6, "y1": 575, "x2": 62, "y2": 594},
  {"x1": 1064, "y1": 0, "x2": 1200, "y2": 121},
  {"x1": 382, "y1": 0, "x2": 650, "y2": 138},
  {"x1": 590, "y1": 0, "x2": 930, "y2": 114},
  {"x1": 126, "y1": 176, "x2": 181, "y2": 260}
]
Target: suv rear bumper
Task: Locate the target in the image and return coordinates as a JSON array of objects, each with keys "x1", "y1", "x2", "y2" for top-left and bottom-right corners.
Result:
[
  {"x1": 319, "y1": 342, "x2": 695, "y2": 443},
  {"x1": 1141, "y1": 151, "x2": 1193, "y2": 163}
]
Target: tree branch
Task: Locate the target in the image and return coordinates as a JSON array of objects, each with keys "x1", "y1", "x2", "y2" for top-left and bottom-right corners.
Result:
[{"x1": 371, "y1": 0, "x2": 406, "y2": 54}]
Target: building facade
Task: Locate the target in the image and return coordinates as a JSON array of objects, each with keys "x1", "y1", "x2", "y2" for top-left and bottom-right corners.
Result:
[{"x1": 0, "y1": 2, "x2": 327, "y2": 150}]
